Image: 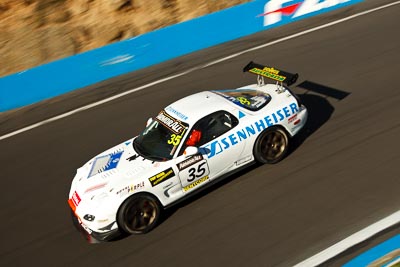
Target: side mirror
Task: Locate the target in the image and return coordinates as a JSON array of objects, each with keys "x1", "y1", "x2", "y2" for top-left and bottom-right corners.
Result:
[
  {"x1": 146, "y1": 118, "x2": 153, "y2": 127},
  {"x1": 183, "y1": 146, "x2": 199, "y2": 157}
]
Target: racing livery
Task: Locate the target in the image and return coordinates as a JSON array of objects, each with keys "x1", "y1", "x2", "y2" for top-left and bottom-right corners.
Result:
[{"x1": 68, "y1": 62, "x2": 308, "y2": 242}]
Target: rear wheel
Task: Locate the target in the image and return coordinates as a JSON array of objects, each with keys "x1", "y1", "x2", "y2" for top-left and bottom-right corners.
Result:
[
  {"x1": 254, "y1": 127, "x2": 289, "y2": 164},
  {"x1": 117, "y1": 194, "x2": 161, "y2": 235}
]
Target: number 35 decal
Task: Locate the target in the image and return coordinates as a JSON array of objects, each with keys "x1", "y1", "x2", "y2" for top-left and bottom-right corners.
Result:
[
  {"x1": 167, "y1": 134, "x2": 182, "y2": 146},
  {"x1": 168, "y1": 128, "x2": 186, "y2": 147},
  {"x1": 187, "y1": 162, "x2": 208, "y2": 182}
]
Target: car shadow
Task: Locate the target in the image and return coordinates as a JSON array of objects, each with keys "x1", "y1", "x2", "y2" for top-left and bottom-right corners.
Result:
[
  {"x1": 112, "y1": 80, "x2": 350, "y2": 242},
  {"x1": 162, "y1": 81, "x2": 351, "y2": 222},
  {"x1": 159, "y1": 163, "x2": 257, "y2": 225},
  {"x1": 288, "y1": 80, "x2": 350, "y2": 154}
]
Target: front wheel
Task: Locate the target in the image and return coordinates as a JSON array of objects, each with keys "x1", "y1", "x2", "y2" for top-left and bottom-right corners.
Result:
[
  {"x1": 117, "y1": 194, "x2": 162, "y2": 235},
  {"x1": 254, "y1": 127, "x2": 289, "y2": 164}
]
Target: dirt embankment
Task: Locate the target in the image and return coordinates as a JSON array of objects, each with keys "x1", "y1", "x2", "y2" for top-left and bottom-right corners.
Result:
[{"x1": 0, "y1": 0, "x2": 249, "y2": 77}]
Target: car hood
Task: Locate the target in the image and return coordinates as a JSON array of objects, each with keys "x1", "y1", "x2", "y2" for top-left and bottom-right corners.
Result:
[{"x1": 69, "y1": 138, "x2": 158, "y2": 201}]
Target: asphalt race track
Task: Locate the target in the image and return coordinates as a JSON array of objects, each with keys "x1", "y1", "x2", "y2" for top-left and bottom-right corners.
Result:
[{"x1": 0, "y1": 1, "x2": 399, "y2": 266}]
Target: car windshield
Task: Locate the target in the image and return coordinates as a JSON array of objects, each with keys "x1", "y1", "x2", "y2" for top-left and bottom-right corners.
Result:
[{"x1": 133, "y1": 110, "x2": 188, "y2": 161}]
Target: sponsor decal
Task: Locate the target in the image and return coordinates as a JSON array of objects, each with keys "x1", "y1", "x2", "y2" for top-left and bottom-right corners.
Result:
[
  {"x1": 88, "y1": 150, "x2": 123, "y2": 178},
  {"x1": 72, "y1": 191, "x2": 81, "y2": 207},
  {"x1": 248, "y1": 67, "x2": 286, "y2": 82},
  {"x1": 148, "y1": 167, "x2": 175, "y2": 187},
  {"x1": 288, "y1": 113, "x2": 297, "y2": 123},
  {"x1": 214, "y1": 89, "x2": 271, "y2": 111},
  {"x1": 165, "y1": 106, "x2": 188, "y2": 121},
  {"x1": 177, "y1": 154, "x2": 203, "y2": 171},
  {"x1": 260, "y1": 0, "x2": 362, "y2": 27},
  {"x1": 156, "y1": 111, "x2": 185, "y2": 134},
  {"x1": 183, "y1": 175, "x2": 209, "y2": 192},
  {"x1": 236, "y1": 96, "x2": 251, "y2": 106},
  {"x1": 84, "y1": 183, "x2": 107, "y2": 194},
  {"x1": 205, "y1": 102, "x2": 298, "y2": 158},
  {"x1": 132, "y1": 181, "x2": 145, "y2": 190},
  {"x1": 116, "y1": 181, "x2": 145, "y2": 196}
]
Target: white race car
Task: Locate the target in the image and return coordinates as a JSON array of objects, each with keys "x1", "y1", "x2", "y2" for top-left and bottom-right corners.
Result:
[{"x1": 68, "y1": 62, "x2": 308, "y2": 242}]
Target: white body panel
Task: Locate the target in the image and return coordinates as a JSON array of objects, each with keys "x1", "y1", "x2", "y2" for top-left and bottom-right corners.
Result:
[{"x1": 68, "y1": 83, "x2": 308, "y2": 236}]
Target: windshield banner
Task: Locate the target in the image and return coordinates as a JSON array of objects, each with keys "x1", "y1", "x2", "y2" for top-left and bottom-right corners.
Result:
[{"x1": 155, "y1": 110, "x2": 185, "y2": 134}]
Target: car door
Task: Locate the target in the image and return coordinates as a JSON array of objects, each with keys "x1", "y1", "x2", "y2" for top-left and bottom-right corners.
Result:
[
  {"x1": 175, "y1": 111, "x2": 244, "y2": 194},
  {"x1": 175, "y1": 153, "x2": 211, "y2": 193}
]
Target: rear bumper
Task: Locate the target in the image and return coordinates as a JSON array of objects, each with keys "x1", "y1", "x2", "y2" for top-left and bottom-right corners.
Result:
[
  {"x1": 70, "y1": 210, "x2": 122, "y2": 243},
  {"x1": 288, "y1": 104, "x2": 308, "y2": 137}
]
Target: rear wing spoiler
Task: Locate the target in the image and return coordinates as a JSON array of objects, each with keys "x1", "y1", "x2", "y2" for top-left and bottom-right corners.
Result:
[{"x1": 243, "y1": 61, "x2": 299, "y2": 86}]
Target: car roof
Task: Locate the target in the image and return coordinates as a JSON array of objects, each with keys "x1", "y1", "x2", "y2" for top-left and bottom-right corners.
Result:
[{"x1": 165, "y1": 91, "x2": 236, "y2": 125}]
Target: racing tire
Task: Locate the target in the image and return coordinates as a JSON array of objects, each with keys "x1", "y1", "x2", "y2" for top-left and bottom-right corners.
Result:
[
  {"x1": 253, "y1": 127, "x2": 289, "y2": 164},
  {"x1": 117, "y1": 193, "x2": 162, "y2": 235}
]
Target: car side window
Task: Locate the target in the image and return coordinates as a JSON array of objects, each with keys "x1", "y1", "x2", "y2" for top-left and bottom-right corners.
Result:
[{"x1": 179, "y1": 111, "x2": 238, "y2": 155}]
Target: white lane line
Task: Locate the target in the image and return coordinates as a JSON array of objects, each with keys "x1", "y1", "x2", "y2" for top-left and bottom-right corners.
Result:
[
  {"x1": 0, "y1": 70, "x2": 194, "y2": 141},
  {"x1": 202, "y1": 0, "x2": 400, "y2": 69},
  {"x1": 1, "y1": 0, "x2": 399, "y2": 142},
  {"x1": 294, "y1": 210, "x2": 400, "y2": 267}
]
